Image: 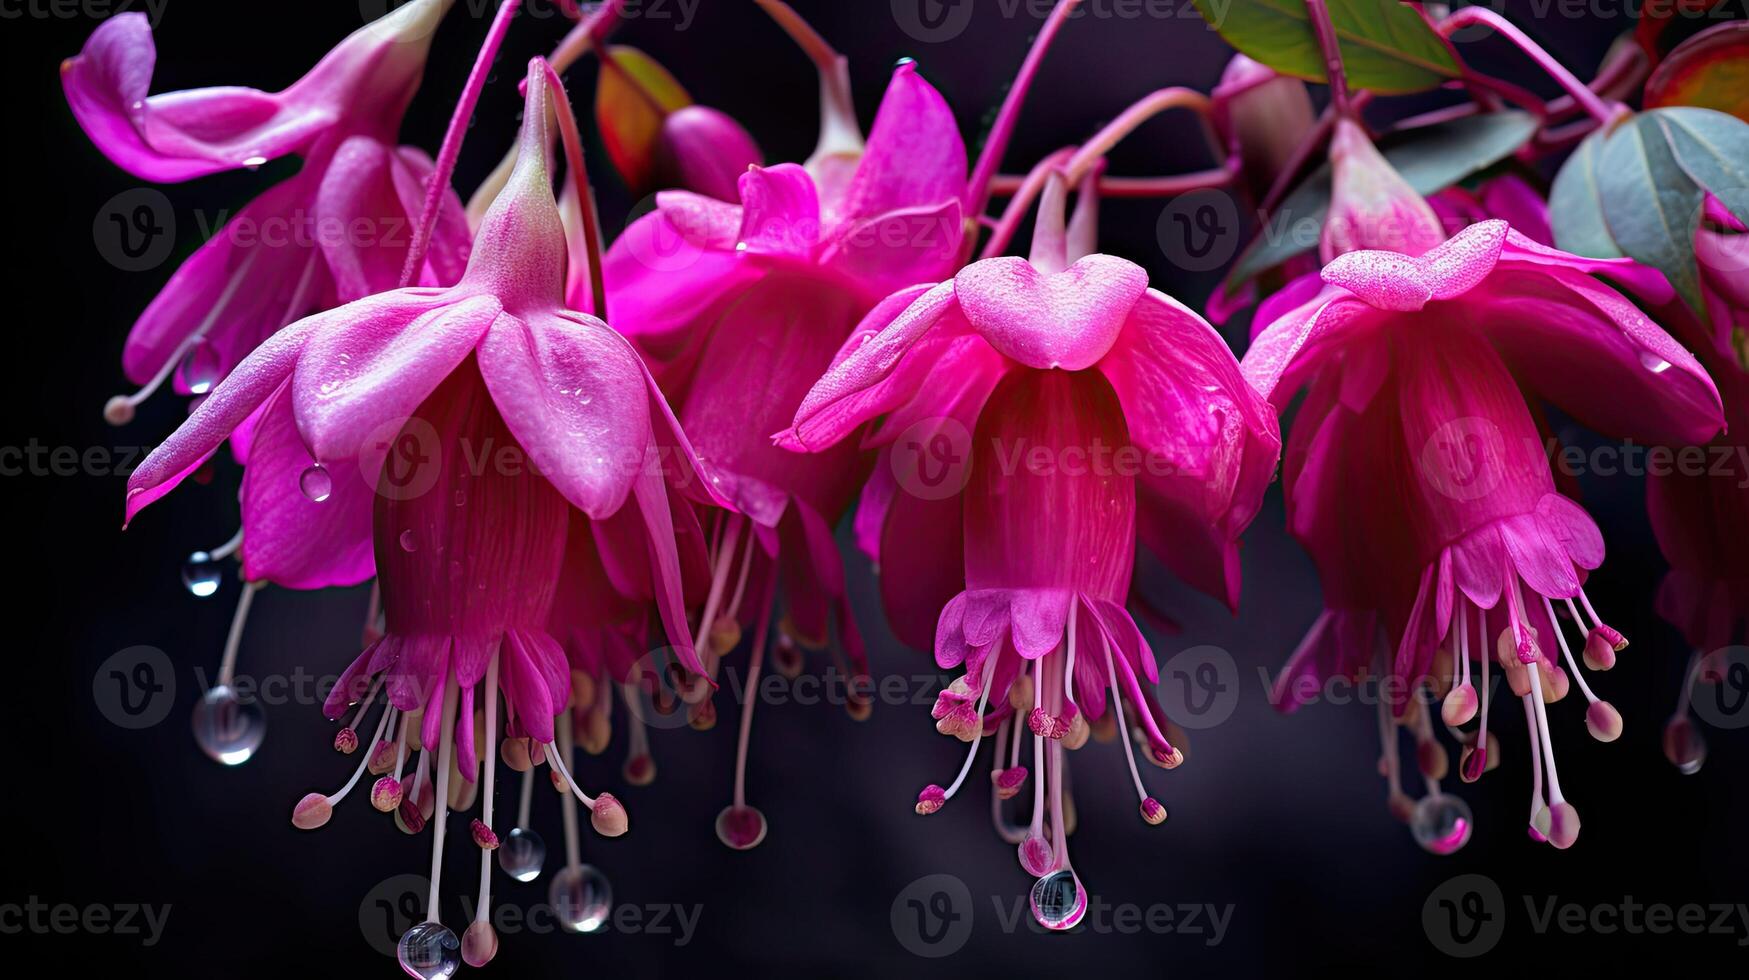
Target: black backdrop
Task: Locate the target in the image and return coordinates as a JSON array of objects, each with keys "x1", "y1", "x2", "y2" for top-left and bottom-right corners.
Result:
[{"x1": 4, "y1": 1, "x2": 1747, "y2": 976}]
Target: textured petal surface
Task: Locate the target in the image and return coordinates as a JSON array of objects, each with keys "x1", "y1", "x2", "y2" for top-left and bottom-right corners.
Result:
[{"x1": 954, "y1": 255, "x2": 1148, "y2": 370}]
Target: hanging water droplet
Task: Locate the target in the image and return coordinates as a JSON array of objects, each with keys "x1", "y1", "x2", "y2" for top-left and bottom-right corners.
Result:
[
  {"x1": 549, "y1": 864, "x2": 611, "y2": 933},
  {"x1": 181, "y1": 551, "x2": 223, "y2": 598},
  {"x1": 179, "y1": 343, "x2": 220, "y2": 395},
  {"x1": 399, "y1": 529, "x2": 417, "y2": 553},
  {"x1": 396, "y1": 921, "x2": 461, "y2": 980},
  {"x1": 299, "y1": 463, "x2": 332, "y2": 502},
  {"x1": 242, "y1": 155, "x2": 268, "y2": 170},
  {"x1": 714, "y1": 805, "x2": 768, "y2": 850},
  {"x1": 191, "y1": 685, "x2": 266, "y2": 765},
  {"x1": 1409, "y1": 793, "x2": 1473, "y2": 855},
  {"x1": 1028, "y1": 869, "x2": 1087, "y2": 931},
  {"x1": 1664, "y1": 715, "x2": 1707, "y2": 774},
  {"x1": 1638, "y1": 351, "x2": 1672, "y2": 373},
  {"x1": 497, "y1": 827, "x2": 546, "y2": 882}
]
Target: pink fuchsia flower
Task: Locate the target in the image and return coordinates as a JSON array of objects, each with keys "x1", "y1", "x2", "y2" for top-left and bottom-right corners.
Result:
[
  {"x1": 779, "y1": 179, "x2": 1280, "y2": 926},
  {"x1": 123, "y1": 59, "x2": 719, "y2": 961},
  {"x1": 598, "y1": 55, "x2": 967, "y2": 843},
  {"x1": 1429, "y1": 173, "x2": 1555, "y2": 247},
  {"x1": 1245, "y1": 219, "x2": 1725, "y2": 850},
  {"x1": 67, "y1": 2, "x2": 471, "y2": 424}
]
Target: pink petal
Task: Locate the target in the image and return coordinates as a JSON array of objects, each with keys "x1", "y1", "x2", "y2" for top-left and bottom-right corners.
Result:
[
  {"x1": 291, "y1": 291, "x2": 497, "y2": 462},
  {"x1": 655, "y1": 189, "x2": 743, "y2": 251},
  {"x1": 1009, "y1": 590, "x2": 1071, "y2": 660},
  {"x1": 837, "y1": 62, "x2": 966, "y2": 227},
  {"x1": 476, "y1": 310, "x2": 651, "y2": 519},
  {"x1": 125, "y1": 317, "x2": 316, "y2": 523},
  {"x1": 736, "y1": 163, "x2": 821, "y2": 259},
  {"x1": 1240, "y1": 288, "x2": 1376, "y2": 401},
  {"x1": 782, "y1": 282, "x2": 957, "y2": 451},
  {"x1": 1320, "y1": 250, "x2": 1432, "y2": 311},
  {"x1": 122, "y1": 176, "x2": 333, "y2": 388},
  {"x1": 820, "y1": 198, "x2": 964, "y2": 298},
  {"x1": 238, "y1": 381, "x2": 374, "y2": 589},
  {"x1": 62, "y1": 14, "x2": 336, "y2": 182},
  {"x1": 954, "y1": 255, "x2": 1148, "y2": 370},
  {"x1": 632, "y1": 452, "x2": 710, "y2": 679}
]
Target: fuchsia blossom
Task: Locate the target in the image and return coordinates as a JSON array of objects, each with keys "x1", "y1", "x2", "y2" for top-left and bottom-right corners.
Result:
[
  {"x1": 780, "y1": 172, "x2": 1280, "y2": 927},
  {"x1": 1248, "y1": 219, "x2": 1725, "y2": 849},
  {"x1": 67, "y1": 1, "x2": 471, "y2": 425},
  {"x1": 124, "y1": 58, "x2": 721, "y2": 969},
  {"x1": 598, "y1": 50, "x2": 968, "y2": 846}
]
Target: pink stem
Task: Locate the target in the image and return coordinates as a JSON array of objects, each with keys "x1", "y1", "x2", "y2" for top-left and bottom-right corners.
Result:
[
  {"x1": 963, "y1": 0, "x2": 1084, "y2": 227},
  {"x1": 549, "y1": 0, "x2": 626, "y2": 73},
  {"x1": 1437, "y1": 6, "x2": 1621, "y2": 125},
  {"x1": 399, "y1": 0, "x2": 522, "y2": 288},
  {"x1": 989, "y1": 167, "x2": 1234, "y2": 198},
  {"x1": 537, "y1": 59, "x2": 607, "y2": 317},
  {"x1": 1304, "y1": 0, "x2": 1350, "y2": 116},
  {"x1": 1061, "y1": 87, "x2": 1219, "y2": 184}
]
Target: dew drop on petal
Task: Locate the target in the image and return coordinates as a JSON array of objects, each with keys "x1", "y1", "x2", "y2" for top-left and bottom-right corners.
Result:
[
  {"x1": 192, "y1": 685, "x2": 266, "y2": 765},
  {"x1": 399, "y1": 529, "x2": 417, "y2": 553},
  {"x1": 1409, "y1": 793, "x2": 1473, "y2": 855},
  {"x1": 181, "y1": 551, "x2": 222, "y2": 598},
  {"x1": 179, "y1": 343, "x2": 221, "y2": 395},
  {"x1": 498, "y1": 827, "x2": 547, "y2": 882},
  {"x1": 1638, "y1": 351, "x2": 1672, "y2": 373},
  {"x1": 1029, "y1": 869, "x2": 1087, "y2": 931},
  {"x1": 549, "y1": 864, "x2": 611, "y2": 933},
  {"x1": 299, "y1": 463, "x2": 332, "y2": 502},
  {"x1": 396, "y1": 921, "x2": 461, "y2": 980},
  {"x1": 242, "y1": 155, "x2": 267, "y2": 170}
]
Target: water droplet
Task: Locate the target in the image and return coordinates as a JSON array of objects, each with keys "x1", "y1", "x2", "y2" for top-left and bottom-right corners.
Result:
[
  {"x1": 242, "y1": 155, "x2": 267, "y2": 170},
  {"x1": 1664, "y1": 715, "x2": 1707, "y2": 774},
  {"x1": 1029, "y1": 869, "x2": 1087, "y2": 931},
  {"x1": 181, "y1": 551, "x2": 223, "y2": 598},
  {"x1": 397, "y1": 921, "x2": 461, "y2": 980},
  {"x1": 1639, "y1": 351, "x2": 1672, "y2": 373},
  {"x1": 548, "y1": 864, "x2": 611, "y2": 933},
  {"x1": 191, "y1": 685, "x2": 266, "y2": 765},
  {"x1": 497, "y1": 827, "x2": 546, "y2": 882},
  {"x1": 179, "y1": 343, "x2": 220, "y2": 395},
  {"x1": 1410, "y1": 793, "x2": 1473, "y2": 855},
  {"x1": 399, "y1": 529, "x2": 417, "y2": 553},
  {"x1": 299, "y1": 463, "x2": 332, "y2": 502}
]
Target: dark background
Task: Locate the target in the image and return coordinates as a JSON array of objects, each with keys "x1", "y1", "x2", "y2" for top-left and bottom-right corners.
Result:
[{"x1": 4, "y1": 1, "x2": 1747, "y2": 976}]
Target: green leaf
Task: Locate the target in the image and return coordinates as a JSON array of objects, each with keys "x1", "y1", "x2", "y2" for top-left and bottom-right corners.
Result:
[
  {"x1": 1225, "y1": 111, "x2": 1538, "y2": 289},
  {"x1": 1549, "y1": 128, "x2": 1622, "y2": 259},
  {"x1": 1193, "y1": 0, "x2": 1460, "y2": 94},
  {"x1": 1656, "y1": 106, "x2": 1749, "y2": 228},
  {"x1": 1599, "y1": 113, "x2": 1707, "y2": 316}
]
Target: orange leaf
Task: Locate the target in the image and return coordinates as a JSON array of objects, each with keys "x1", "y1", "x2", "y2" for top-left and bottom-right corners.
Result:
[
  {"x1": 594, "y1": 45, "x2": 693, "y2": 194},
  {"x1": 1646, "y1": 21, "x2": 1749, "y2": 122}
]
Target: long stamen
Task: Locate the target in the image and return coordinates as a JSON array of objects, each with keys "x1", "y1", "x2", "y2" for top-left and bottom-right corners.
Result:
[
  {"x1": 917, "y1": 650, "x2": 998, "y2": 813},
  {"x1": 733, "y1": 569, "x2": 780, "y2": 809},
  {"x1": 1102, "y1": 624, "x2": 1162, "y2": 823},
  {"x1": 104, "y1": 249, "x2": 261, "y2": 425},
  {"x1": 293, "y1": 700, "x2": 397, "y2": 829},
  {"x1": 216, "y1": 581, "x2": 262, "y2": 688},
  {"x1": 1521, "y1": 693, "x2": 1548, "y2": 839},
  {"x1": 424, "y1": 684, "x2": 461, "y2": 922}
]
